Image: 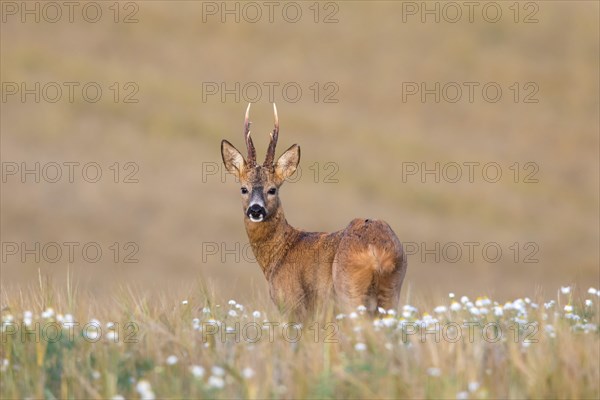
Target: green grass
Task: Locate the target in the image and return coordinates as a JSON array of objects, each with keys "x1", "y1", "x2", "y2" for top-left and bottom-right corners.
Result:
[{"x1": 1, "y1": 275, "x2": 598, "y2": 399}]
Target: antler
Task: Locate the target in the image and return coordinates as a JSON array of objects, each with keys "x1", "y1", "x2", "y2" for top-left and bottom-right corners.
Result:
[
  {"x1": 263, "y1": 103, "x2": 279, "y2": 167},
  {"x1": 244, "y1": 103, "x2": 257, "y2": 166}
]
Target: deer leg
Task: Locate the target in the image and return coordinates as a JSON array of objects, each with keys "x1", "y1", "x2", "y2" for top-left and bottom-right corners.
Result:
[{"x1": 376, "y1": 250, "x2": 407, "y2": 311}]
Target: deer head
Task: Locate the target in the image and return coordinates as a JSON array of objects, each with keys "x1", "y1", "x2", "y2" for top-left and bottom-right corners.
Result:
[{"x1": 221, "y1": 104, "x2": 300, "y2": 223}]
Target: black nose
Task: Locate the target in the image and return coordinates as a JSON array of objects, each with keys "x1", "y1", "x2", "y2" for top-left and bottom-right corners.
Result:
[{"x1": 246, "y1": 204, "x2": 267, "y2": 221}]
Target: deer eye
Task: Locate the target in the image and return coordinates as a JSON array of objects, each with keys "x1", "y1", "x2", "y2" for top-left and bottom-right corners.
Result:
[
  {"x1": 267, "y1": 187, "x2": 277, "y2": 195},
  {"x1": 241, "y1": 187, "x2": 248, "y2": 194}
]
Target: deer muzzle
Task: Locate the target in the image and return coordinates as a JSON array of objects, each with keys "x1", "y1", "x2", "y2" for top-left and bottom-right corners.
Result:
[{"x1": 247, "y1": 203, "x2": 267, "y2": 222}]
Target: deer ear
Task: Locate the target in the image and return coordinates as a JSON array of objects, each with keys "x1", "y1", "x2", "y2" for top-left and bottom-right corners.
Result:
[
  {"x1": 275, "y1": 144, "x2": 300, "y2": 182},
  {"x1": 221, "y1": 140, "x2": 246, "y2": 178}
]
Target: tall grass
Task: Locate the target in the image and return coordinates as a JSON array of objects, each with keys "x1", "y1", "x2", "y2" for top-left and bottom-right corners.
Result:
[{"x1": 1, "y1": 274, "x2": 598, "y2": 399}]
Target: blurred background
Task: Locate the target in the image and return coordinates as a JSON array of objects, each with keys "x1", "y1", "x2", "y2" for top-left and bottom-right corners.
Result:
[{"x1": 1, "y1": 1, "x2": 598, "y2": 302}]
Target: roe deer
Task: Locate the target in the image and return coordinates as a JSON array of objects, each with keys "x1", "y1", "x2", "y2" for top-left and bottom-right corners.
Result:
[{"x1": 221, "y1": 104, "x2": 407, "y2": 319}]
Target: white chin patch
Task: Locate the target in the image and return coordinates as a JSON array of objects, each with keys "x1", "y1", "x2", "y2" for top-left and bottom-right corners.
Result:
[{"x1": 249, "y1": 215, "x2": 264, "y2": 222}]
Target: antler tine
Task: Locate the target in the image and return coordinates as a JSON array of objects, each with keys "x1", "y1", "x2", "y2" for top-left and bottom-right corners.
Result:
[
  {"x1": 263, "y1": 103, "x2": 279, "y2": 167},
  {"x1": 244, "y1": 103, "x2": 257, "y2": 166}
]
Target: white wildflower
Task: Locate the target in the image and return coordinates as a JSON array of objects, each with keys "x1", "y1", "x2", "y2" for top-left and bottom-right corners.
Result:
[
  {"x1": 136, "y1": 380, "x2": 155, "y2": 400},
  {"x1": 544, "y1": 300, "x2": 555, "y2": 309},
  {"x1": 588, "y1": 287, "x2": 597, "y2": 295},
  {"x1": 354, "y1": 342, "x2": 367, "y2": 351},
  {"x1": 564, "y1": 305, "x2": 573, "y2": 312},
  {"x1": 190, "y1": 365, "x2": 205, "y2": 378},
  {"x1": 63, "y1": 314, "x2": 75, "y2": 328},
  {"x1": 357, "y1": 305, "x2": 367, "y2": 313},
  {"x1": 211, "y1": 366, "x2": 225, "y2": 377},
  {"x1": 228, "y1": 300, "x2": 236, "y2": 306},
  {"x1": 402, "y1": 305, "x2": 417, "y2": 314},
  {"x1": 514, "y1": 316, "x2": 528, "y2": 324},
  {"x1": 83, "y1": 328, "x2": 100, "y2": 341},
  {"x1": 166, "y1": 355, "x2": 178, "y2": 365},
  {"x1": 427, "y1": 367, "x2": 441, "y2": 377},
  {"x1": 560, "y1": 286, "x2": 571, "y2": 294},
  {"x1": 89, "y1": 318, "x2": 101, "y2": 326},
  {"x1": 585, "y1": 299, "x2": 593, "y2": 307},
  {"x1": 456, "y1": 391, "x2": 469, "y2": 400},
  {"x1": 434, "y1": 306, "x2": 447, "y2": 314},
  {"x1": 242, "y1": 367, "x2": 255, "y2": 379},
  {"x1": 581, "y1": 323, "x2": 597, "y2": 332},
  {"x1": 468, "y1": 382, "x2": 480, "y2": 392},
  {"x1": 513, "y1": 299, "x2": 526, "y2": 310},
  {"x1": 475, "y1": 297, "x2": 491, "y2": 307},
  {"x1": 252, "y1": 310, "x2": 261, "y2": 318},
  {"x1": 228, "y1": 310, "x2": 238, "y2": 318},
  {"x1": 565, "y1": 313, "x2": 580, "y2": 321},
  {"x1": 450, "y1": 302, "x2": 461, "y2": 311},
  {"x1": 208, "y1": 375, "x2": 225, "y2": 389}
]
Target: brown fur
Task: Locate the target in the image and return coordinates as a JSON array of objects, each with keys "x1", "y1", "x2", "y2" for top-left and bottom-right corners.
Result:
[{"x1": 221, "y1": 106, "x2": 407, "y2": 319}]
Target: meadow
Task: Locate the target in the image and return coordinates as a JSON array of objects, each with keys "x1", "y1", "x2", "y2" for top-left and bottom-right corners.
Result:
[
  {"x1": 1, "y1": 274, "x2": 598, "y2": 399},
  {"x1": 1, "y1": 1, "x2": 599, "y2": 399}
]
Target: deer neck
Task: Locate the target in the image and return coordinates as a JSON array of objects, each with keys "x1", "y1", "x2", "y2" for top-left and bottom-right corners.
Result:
[{"x1": 244, "y1": 206, "x2": 298, "y2": 276}]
